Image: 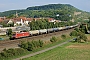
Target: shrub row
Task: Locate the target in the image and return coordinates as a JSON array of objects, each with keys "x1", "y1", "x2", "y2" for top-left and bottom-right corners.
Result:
[
  {"x1": 20, "y1": 40, "x2": 44, "y2": 51},
  {"x1": 0, "y1": 48, "x2": 27, "y2": 59}
]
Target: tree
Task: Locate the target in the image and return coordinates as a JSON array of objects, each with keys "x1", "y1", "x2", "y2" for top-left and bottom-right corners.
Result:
[
  {"x1": 88, "y1": 17, "x2": 90, "y2": 23},
  {"x1": 6, "y1": 14, "x2": 15, "y2": 19},
  {"x1": 6, "y1": 29, "x2": 12, "y2": 37},
  {"x1": 6, "y1": 28, "x2": 13, "y2": 40},
  {"x1": 77, "y1": 32, "x2": 87, "y2": 43},
  {"x1": 8, "y1": 22, "x2": 14, "y2": 27},
  {"x1": 0, "y1": 20, "x2": 8, "y2": 27},
  {"x1": 79, "y1": 24, "x2": 87, "y2": 34}
]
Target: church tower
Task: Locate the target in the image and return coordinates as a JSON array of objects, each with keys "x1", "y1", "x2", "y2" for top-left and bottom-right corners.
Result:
[{"x1": 16, "y1": 11, "x2": 18, "y2": 18}]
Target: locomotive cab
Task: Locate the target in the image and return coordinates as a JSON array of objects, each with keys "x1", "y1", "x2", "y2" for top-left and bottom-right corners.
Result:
[
  {"x1": 12, "y1": 32, "x2": 17, "y2": 39},
  {"x1": 11, "y1": 31, "x2": 30, "y2": 39}
]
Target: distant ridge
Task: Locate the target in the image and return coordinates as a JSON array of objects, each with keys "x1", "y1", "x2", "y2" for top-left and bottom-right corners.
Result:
[
  {"x1": 0, "y1": 4, "x2": 80, "y2": 17},
  {"x1": 26, "y1": 4, "x2": 78, "y2": 10}
]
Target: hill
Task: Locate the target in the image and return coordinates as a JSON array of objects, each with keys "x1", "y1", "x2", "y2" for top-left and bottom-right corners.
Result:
[
  {"x1": 27, "y1": 4, "x2": 79, "y2": 11},
  {"x1": 0, "y1": 4, "x2": 90, "y2": 21}
]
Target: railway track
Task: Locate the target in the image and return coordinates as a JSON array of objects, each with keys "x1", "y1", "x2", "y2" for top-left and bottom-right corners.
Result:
[{"x1": 0, "y1": 28, "x2": 74, "y2": 52}]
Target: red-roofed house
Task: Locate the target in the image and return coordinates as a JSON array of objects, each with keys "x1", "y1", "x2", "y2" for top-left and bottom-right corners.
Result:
[{"x1": 0, "y1": 17, "x2": 6, "y2": 22}]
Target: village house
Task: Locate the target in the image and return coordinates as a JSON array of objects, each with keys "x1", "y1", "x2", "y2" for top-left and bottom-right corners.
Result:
[
  {"x1": 0, "y1": 16, "x2": 59, "y2": 27},
  {"x1": 12, "y1": 17, "x2": 58, "y2": 26},
  {"x1": 0, "y1": 17, "x2": 6, "y2": 22}
]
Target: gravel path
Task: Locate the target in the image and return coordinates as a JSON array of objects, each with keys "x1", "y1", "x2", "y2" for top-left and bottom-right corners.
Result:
[{"x1": 13, "y1": 40, "x2": 71, "y2": 60}]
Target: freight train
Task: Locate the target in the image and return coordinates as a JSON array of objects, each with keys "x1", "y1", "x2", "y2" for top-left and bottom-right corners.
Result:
[{"x1": 11, "y1": 24, "x2": 78, "y2": 39}]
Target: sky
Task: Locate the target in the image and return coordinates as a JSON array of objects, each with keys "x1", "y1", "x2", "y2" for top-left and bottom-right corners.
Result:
[{"x1": 0, "y1": 0, "x2": 90, "y2": 12}]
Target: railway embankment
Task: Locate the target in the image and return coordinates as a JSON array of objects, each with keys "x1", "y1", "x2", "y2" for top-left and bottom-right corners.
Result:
[{"x1": 0, "y1": 28, "x2": 74, "y2": 52}]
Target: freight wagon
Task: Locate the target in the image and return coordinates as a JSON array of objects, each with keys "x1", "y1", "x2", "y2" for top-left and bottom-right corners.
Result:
[
  {"x1": 29, "y1": 30, "x2": 39, "y2": 36},
  {"x1": 47, "y1": 28, "x2": 54, "y2": 33},
  {"x1": 39, "y1": 29, "x2": 47, "y2": 34},
  {"x1": 53, "y1": 28, "x2": 59, "y2": 32},
  {"x1": 58, "y1": 27, "x2": 63, "y2": 31}
]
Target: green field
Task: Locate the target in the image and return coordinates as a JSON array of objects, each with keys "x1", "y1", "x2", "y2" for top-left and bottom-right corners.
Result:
[{"x1": 23, "y1": 42, "x2": 90, "y2": 60}]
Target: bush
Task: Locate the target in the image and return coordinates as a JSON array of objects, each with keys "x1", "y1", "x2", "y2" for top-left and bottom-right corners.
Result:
[
  {"x1": 50, "y1": 36, "x2": 57, "y2": 43},
  {"x1": 70, "y1": 30, "x2": 78, "y2": 36},
  {"x1": 0, "y1": 48, "x2": 27, "y2": 59},
  {"x1": 27, "y1": 42, "x2": 34, "y2": 51},
  {"x1": 20, "y1": 40, "x2": 44, "y2": 51},
  {"x1": 31, "y1": 40, "x2": 38, "y2": 49},
  {"x1": 77, "y1": 32, "x2": 87, "y2": 42},
  {"x1": 0, "y1": 51, "x2": 8, "y2": 58},
  {"x1": 20, "y1": 41, "x2": 28, "y2": 49},
  {"x1": 61, "y1": 35, "x2": 66, "y2": 39},
  {"x1": 74, "y1": 28, "x2": 80, "y2": 32},
  {"x1": 15, "y1": 48, "x2": 26, "y2": 55},
  {"x1": 38, "y1": 40, "x2": 43, "y2": 47}
]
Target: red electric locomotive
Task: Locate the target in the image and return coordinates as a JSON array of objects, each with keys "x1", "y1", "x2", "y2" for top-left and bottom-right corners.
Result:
[{"x1": 12, "y1": 31, "x2": 30, "y2": 39}]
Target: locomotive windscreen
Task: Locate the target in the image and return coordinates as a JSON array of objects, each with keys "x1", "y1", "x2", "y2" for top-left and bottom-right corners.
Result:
[{"x1": 12, "y1": 32, "x2": 16, "y2": 36}]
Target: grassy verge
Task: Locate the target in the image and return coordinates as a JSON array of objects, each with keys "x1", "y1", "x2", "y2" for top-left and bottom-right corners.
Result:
[
  {"x1": 0, "y1": 35, "x2": 9, "y2": 40},
  {"x1": 23, "y1": 41, "x2": 90, "y2": 60}
]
